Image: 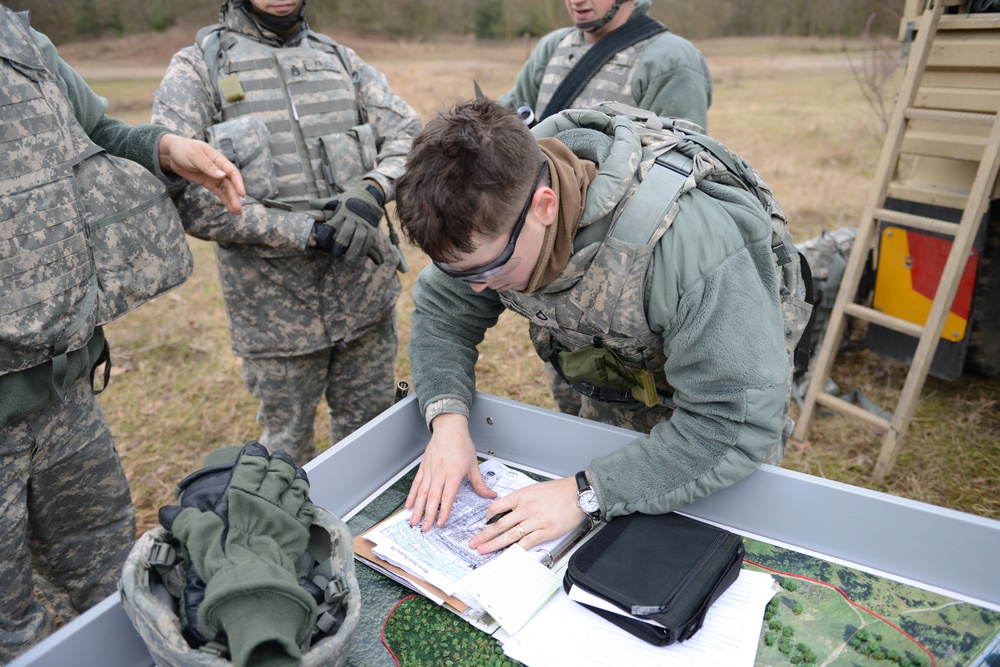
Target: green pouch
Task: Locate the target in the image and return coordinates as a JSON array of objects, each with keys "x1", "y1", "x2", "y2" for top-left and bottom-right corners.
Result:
[
  {"x1": 557, "y1": 346, "x2": 660, "y2": 408},
  {"x1": 558, "y1": 345, "x2": 636, "y2": 391}
]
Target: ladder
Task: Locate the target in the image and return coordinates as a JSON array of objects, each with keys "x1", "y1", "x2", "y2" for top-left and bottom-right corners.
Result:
[{"x1": 791, "y1": 0, "x2": 1000, "y2": 480}]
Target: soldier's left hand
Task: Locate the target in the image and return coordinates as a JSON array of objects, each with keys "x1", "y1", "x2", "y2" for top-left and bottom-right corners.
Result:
[
  {"x1": 469, "y1": 477, "x2": 582, "y2": 555},
  {"x1": 157, "y1": 133, "x2": 246, "y2": 215}
]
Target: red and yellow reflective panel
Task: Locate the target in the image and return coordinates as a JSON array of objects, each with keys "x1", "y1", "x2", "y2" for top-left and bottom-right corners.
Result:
[{"x1": 872, "y1": 226, "x2": 979, "y2": 342}]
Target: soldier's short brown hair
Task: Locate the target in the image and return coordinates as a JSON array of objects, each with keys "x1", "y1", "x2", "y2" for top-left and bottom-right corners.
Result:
[{"x1": 394, "y1": 98, "x2": 545, "y2": 263}]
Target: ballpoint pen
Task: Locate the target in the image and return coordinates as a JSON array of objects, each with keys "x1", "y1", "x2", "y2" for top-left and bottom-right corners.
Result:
[
  {"x1": 537, "y1": 518, "x2": 595, "y2": 568},
  {"x1": 485, "y1": 509, "x2": 512, "y2": 526}
]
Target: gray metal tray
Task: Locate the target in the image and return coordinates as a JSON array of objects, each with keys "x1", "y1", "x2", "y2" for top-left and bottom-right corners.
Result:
[{"x1": 11, "y1": 393, "x2": 1000, "y2": 666}]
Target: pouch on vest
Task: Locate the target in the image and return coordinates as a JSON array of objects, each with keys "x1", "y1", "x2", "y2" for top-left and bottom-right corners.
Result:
[
  {"x1": 205, "y1": 116, "x2": 277, "y2": 202},
  {"x1": 320, "y1": 124, "x2": 376, "y2": 194},
  {"x1": 557, "y1": 345, "x2": 659, "y2": 408},
  {"x1": 72, "y1": 148, "x2": 194, "y2": 325}
]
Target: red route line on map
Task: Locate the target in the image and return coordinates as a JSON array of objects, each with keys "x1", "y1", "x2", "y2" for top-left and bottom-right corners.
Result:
[{"x1": 744, "y1": 559, "x2": 937, "y2": 667}]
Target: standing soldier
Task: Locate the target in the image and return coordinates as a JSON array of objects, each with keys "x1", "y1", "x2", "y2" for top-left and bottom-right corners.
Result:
[
  {"x1": 0, "y1": 5, "x2": 244, "y2": 660},
  {"x1": 498, "y1": 0, "x2": 713, "y2": 416},
  {"x1": 500, "y1": 0, "x2": 711, "y2": 131},
  {"x1": 153, "y1": 0, "x2": 421, "y2": 464}
]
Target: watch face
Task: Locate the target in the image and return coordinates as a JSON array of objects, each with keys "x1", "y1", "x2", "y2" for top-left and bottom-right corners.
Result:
[{"x1": 578, "y1": 489, "x2": 600, "y2": 515}]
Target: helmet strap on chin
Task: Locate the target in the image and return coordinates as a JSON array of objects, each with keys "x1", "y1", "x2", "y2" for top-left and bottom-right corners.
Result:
[{"x1": 575, "y1": 0, "x2": 627, "y2": 33}]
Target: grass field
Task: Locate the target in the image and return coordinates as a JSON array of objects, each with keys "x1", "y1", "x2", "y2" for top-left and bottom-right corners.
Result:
[{"x1": 56, "y1": 27, "x2": 1000, "y2": 536}]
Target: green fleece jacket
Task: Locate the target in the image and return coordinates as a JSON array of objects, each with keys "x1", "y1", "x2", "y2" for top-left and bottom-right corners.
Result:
[
  {"x1": 407, "y1": 116, "x2": 788, "y2": 518},
  {"x1": 0, "y1": 21, "x2": 172, "y2": 427}
]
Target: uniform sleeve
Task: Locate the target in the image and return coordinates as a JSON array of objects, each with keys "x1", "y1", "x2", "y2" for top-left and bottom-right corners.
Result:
[
  {"x1": 496, "y1": 30, "x2": 567, "y2": 113},
  {"x1": 631, "y1": 34, "x2": 713, "y2": 130},
  {"x1": 151, "y1": 46, "x2": 312, "y2": 250},
  {"x1": 590, "y1": 186, "x2": 788, "y2": 518},
  {"x1": 407, "y1": 266, "x2": 507, "y2": 417},
  {"x1": 342, "y1": 47, "x2": 422, "y2": 200}
]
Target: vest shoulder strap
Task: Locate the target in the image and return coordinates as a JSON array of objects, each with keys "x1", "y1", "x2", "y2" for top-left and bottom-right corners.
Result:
[
  {"x1": 197, "y1": 24, "x2": 227, "y2": 111},
  {"x1": 609, "y1": 149, "x2": 692, "y2": 245}
]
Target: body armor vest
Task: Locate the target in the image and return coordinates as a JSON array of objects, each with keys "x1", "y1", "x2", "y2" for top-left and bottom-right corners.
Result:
[
  {"x1": 199, "y1": 27, "x2": 361, "y2": 203},
  {"x1": 0, "y1": 9, "x2": 192, "y2": 376},
  {"x1": 500, "y1": 193, "x2": 670, "y2": 400},
  {"x1": 535, "y1": 30, "x2": 655, "y2": 119},
  {"x1": 510, "y1": 106, "x2": 812, "y2": 406}
]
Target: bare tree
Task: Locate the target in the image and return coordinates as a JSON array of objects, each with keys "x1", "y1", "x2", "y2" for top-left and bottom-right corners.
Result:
[{"x1": 844, "y1": 3, "x2": 905, "y2": 134}]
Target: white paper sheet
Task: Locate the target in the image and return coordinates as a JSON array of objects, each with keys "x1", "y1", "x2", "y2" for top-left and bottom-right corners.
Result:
[
  {"x1": 458, "y1": 544, "x2": 561, "y2": 635},
  {"x1": 502, "y1": 569, "x2": 775, "y2": 667}
]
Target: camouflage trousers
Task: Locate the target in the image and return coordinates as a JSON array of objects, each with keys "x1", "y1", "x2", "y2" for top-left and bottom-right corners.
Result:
[
  {"x1": 578, "y1": 396, "x2": 788, "y2": 467},
  {"x1": 0, "y1": 376, "x2": 136, "y2": 663},
  {"x1": 242, "y1": 312, "x2": 397, "y2": 466}
]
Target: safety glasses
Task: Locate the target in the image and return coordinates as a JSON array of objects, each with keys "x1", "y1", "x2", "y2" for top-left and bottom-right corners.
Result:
[{"x1": 434, "y1": 162, "x2": 549, "y2": 284}]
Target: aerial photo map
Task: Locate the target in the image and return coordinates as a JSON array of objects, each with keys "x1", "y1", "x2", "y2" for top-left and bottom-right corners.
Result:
[{"x1": 743, "y1": 538, "x2": 1000, "y2": 667}]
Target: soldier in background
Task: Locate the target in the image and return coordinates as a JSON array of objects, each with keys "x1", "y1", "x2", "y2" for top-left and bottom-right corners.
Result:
[
  {"x1": 500, "y1": 0, "x2": 711, "y2": 128},
  {"x1": 152, "y1": 0, "x2": 421, "y2": 465},
  {"x1": 498, "y1": 0, "x2": 713, "y2": 416},
  {"x1": 0, "y1": 5, "x2": 245, "y2": 660}
]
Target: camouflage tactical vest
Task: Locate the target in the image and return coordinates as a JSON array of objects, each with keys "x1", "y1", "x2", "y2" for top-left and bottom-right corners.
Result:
[
  {"x1": 509, "y1": 105, "x2": 812, "y2": 406},
  {"x1": 0, "y1": 9, "x2": 193, "y2": 377},
  {"x1": 534, "y1": 29, "x2": 655, "y2": 121},
  {"x1": 197, "y1": 26, "x2": 363, "y2": 204}
]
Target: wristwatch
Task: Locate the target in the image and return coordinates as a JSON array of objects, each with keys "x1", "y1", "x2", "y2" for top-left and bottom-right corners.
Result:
[{"x1": 575, "y1": 471, "x2": 602, "y2": 525}]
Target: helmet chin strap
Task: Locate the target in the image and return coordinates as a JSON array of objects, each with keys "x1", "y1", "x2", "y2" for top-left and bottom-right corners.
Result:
[{"x1": 574, "y1": 0, "x2": 626, "y2": 32}]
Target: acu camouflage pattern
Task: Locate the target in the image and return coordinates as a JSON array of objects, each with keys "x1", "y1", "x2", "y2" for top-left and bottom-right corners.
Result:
[
  {"x1": 151, "y1": 1, "x2": 418, "y2": 358},
  {"x1": 119, "y1": 507, "x2": 361, "y2": 667},
  {"x1": 242, "y1": 313, "x2": 396, "y2": 464},
  {"x1": 506, "y1": 116, "x2": 675, "y2": 440},
  {"x1": 0, "y1": 9, "x2": 191, "y2": 376},
  {"x1": 792, "y1": 226, "x2": 858, "y2": 402},
  {"x1": 202, "y1": 23, "x2": 361, "y2": 202},
  {"x1": 0, "y1": 377, "x2": 135, "y2": 661},
  {"x1": 516, "y1": 108, "x2": 811, "y2": 464},
  {"x1": 204, "y1": 115, "x2": 278, "y2": 202},
  {"x1": 535, "y1": 29, "x2": 659, "y2": 119}
]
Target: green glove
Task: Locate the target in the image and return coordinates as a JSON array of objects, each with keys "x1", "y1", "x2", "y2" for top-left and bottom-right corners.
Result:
[
  {"x1": 169, "y1": 442, "x2": 317, "y2": 667},
  {"x1": 309, "y1": 183, "x2": 385, "y2": 265}
]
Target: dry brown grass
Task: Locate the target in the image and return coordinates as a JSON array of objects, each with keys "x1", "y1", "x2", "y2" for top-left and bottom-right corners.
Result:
[{"x1": 60, "y1": 30, "x2": 999, "y2": 535}]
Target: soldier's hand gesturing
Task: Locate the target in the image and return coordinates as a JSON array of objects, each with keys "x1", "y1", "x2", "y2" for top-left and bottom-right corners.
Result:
[{"x1": 158, "y1": 133, "x2": 246, "y2": 215}]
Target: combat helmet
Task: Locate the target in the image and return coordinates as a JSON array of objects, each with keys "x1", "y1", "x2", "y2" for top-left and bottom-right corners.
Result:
[{"x1": 119, "y1": 506, "x2": 360, "y2": 666}]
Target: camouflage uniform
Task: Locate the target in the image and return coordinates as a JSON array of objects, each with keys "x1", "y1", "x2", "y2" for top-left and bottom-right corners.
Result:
[
  {"x1": 409, "y1": 110, "x2": 791, "y2": 519},
  {"x1": 152, "y1": 1, "x2": 420, "y2": 463},
  {"x1": 0, "y1": 7, "x2": 184, "y2": 659},
  {"x1": 1, "y1": 377, "x2": 135, "y2": 660},
  {"x1": 499, "y1": 0, "x2": 712, "y2": 415}
]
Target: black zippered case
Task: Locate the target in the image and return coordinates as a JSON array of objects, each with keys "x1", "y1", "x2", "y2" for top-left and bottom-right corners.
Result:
[{"x1": 562, "y1": 512, "x2": 745, "y2": 646}]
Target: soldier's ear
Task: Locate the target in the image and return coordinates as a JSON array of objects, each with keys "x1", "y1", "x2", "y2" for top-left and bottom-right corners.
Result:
[{"x1": 533, "y1": 187, "x2": 559, "y2": 228}]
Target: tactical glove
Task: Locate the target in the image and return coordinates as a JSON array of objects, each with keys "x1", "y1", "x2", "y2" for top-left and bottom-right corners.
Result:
[
  {"x1": 160, "y1": 442, "x2": 317, "y2": 667},
  {"x1": 310, "y1": 183, "x2": 385, "y2": 265},
  {"x1": 158, "y1": 445, "x2": 241, "y2": 647}
]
